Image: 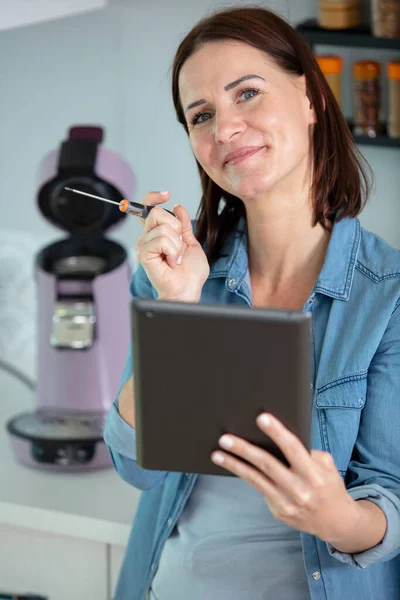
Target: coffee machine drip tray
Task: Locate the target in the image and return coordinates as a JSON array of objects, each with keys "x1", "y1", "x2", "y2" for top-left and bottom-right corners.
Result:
[{"x1": 6, "y1": 408, "x2": 111, "y2": 470}]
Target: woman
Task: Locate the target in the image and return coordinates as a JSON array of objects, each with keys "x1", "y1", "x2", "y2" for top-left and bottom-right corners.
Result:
[{"x1": 104, "y1": 7, "x2": 400, "y2": 600}]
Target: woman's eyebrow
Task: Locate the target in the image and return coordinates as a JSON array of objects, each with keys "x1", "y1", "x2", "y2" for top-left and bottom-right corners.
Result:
[{"x1": 184, "y1": 74, "x2": 265, "y2": 113}]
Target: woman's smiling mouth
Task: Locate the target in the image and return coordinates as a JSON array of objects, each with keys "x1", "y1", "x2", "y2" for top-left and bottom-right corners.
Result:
[{"x1": 223, "y1": 146, "x2": 265, "y2": 166}]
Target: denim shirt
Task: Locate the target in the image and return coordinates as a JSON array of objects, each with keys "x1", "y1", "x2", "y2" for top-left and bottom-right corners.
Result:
[{"x1": 104, "y1": 216, "x2": 400, "y2": 600}]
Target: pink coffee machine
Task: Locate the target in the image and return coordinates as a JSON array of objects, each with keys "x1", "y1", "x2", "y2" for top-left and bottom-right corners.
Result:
[{"x1": 7, "y1": 125, "x2": 134, "y2": 471}]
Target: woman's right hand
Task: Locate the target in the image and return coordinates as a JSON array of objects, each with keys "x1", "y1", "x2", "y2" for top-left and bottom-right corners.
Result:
[{"x1": 135, "y1": 191, "x2": 210, "y2": 303}]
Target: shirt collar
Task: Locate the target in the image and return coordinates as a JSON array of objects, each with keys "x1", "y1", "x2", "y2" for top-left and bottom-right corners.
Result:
[
  {"x1": 208, "y1": 215, "x2": 361, "y2": 301},
  {"x1": 314, "y1": 216, "x2": 361, "y2": 300}
]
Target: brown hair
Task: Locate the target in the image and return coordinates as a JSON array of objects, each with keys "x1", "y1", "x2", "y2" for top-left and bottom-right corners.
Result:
[{"x1": 171, "y1": 6, "x2": 372, "y2": 265}]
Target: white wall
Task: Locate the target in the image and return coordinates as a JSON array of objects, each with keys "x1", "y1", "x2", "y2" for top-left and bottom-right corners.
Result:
[
  {"x1": 1, "y1": 0, "x2": 399, "y2": 256},
  {"x1": 0, "y1": 0, "x2": 109, "y2": 32}
]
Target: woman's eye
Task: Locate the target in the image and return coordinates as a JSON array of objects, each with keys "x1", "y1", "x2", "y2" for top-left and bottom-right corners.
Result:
[
  {"x1": 191, "y1": 112, "x2": 212, "y2": 126},
  {"x1": 240, "y1": 87, "x2": 260, "y2": 101},
  {"x1": 190, "y1": 87, "x2": 260, "y2": 127}
]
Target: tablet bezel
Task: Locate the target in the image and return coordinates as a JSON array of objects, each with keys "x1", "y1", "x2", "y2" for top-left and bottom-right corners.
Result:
[{"x1": 131, "y1": 298, "x2": 312, "y2": 477}]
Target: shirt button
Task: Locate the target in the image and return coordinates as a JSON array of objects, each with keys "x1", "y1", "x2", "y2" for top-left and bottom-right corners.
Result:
[
  {"x1": 310, "y1": 383, "x2": 314, "y2": 391},
  {"x1": 312, "y1": 571, "x2": 321, "y2": 580},
  {"x1": 167, "y1": 518, "x2": 173, "y2": 527},
  {"x1": 228, "y1": 278, "x2": 236, "y2": 288}
]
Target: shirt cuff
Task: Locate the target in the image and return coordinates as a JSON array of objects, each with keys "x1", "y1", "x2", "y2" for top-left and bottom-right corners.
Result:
[
  {"x1": 326, "y1": 484, "x2": 400, "y2": 568},
  {"x1": 103, "y1": 402, "x2": 137, "y2": 461}
]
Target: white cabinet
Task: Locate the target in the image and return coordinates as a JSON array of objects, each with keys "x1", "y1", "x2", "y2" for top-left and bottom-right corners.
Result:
[
  {"x1": 110, "y1": 544, "x2": 128, "y2": 598},
  {"x1": 0, "y1": 353, "x2": 136, "y2": 600},
  {"x1": 0, "y1": 524, "x2": 108, "y2": 600}
]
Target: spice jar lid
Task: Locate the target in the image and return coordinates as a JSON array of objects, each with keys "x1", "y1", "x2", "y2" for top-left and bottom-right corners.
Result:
[
  {"x1": 316, "y1": 55, "x2": 343, "y2": 74},
  {"x1": 387, "y1": 62, "x2": 400, "y2": 81},
  {"x1": 353, "y1": 60, "x2": 380, "y2": 79},
  {"x1": 318, "y1": 0, "x2": 359, "y2": 10}
]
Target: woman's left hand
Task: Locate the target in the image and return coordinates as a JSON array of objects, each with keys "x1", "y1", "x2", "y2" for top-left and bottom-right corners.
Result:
[{"x1": 211, "y1": 413, "x2": 357, "y2": 543}]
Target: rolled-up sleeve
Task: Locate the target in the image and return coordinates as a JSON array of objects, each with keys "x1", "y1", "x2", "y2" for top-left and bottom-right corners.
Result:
[
  {"x1": 103, "y1": 264, "x2": 167, "y2": 491},
  {"x1": 328, "y1": 300, "x2": 400, "y2": 568},
  {"x1": 104, "y1": 400, "x2": 138, "y2": 461},
  {"x1": 326, "y1": 484, "x2": 400, "y2": 568},
  {"x1": 103, "y1": 392, "x2": 167, "y2": 490}
]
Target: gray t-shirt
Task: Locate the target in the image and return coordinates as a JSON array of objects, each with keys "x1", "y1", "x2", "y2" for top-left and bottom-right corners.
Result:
[{"x1": 150, "y1": 473, "x2": 311, "y2": 599}]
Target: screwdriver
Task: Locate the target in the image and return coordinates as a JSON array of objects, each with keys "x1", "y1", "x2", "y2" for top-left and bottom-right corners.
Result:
[{"x1": 64, "y1": 187, "x2": 175, "y2": 218}]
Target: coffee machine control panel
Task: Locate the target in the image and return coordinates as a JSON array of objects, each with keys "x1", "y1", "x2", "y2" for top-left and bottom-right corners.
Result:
[
  {"x1": 31, "y1": 440, "x2": 96, "y2": 465},
  {"x1": 7, "y1": 410, "x2": 107, "y2": 467}
]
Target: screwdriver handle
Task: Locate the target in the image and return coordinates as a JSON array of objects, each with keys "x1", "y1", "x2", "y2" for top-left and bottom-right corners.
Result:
[
  {"x1": 119, "y1": 199, "x2": 175, "y2": 218},
  {"x1": 141, "y1": 205, "x2": 176, "y2": 218}
]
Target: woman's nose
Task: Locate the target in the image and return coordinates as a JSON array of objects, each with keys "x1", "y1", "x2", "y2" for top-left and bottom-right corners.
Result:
[{"x1": 214, "y1": 109, "x2": 245, "y2": 144}]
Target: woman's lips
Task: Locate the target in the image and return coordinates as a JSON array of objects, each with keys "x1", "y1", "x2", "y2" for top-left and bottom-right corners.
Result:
[{"x1": 224, "y1": 146, "x2": 264, "y2": 166}]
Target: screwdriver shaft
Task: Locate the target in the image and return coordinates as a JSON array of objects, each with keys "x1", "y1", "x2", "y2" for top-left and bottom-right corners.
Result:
[{"x1": 64, "y1": 187, "x2": 121, "y2": 206}]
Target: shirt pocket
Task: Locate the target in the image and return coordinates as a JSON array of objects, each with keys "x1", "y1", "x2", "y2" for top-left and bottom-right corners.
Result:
[{"x1": 316, "y1": 376, "x2": 367, "y2": 475}]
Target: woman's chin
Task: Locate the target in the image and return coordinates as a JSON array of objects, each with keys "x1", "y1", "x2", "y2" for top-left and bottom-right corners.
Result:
[{"x1": 226, "y1": 176, "x2": 275, "y2": 201}]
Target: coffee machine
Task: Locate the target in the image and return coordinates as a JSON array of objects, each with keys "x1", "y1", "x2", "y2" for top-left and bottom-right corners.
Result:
[{"x1": 7, "y1": 125, "x2": 135, "y2": 471}]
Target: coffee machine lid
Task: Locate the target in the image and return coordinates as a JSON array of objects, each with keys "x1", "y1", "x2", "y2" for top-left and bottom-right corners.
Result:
[{"x1": 36, "y1": 126, "x2": 136, "y2": 235}]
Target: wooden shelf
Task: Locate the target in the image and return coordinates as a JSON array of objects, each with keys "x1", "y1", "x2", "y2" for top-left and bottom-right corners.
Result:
[
  {"x1": 296, "y1": 19, "x2": 400, "y2": 50},
  {"x1": 349, "y1": 123, "x2": 400, "y2": 147},
  {"x1": 295, "y1": 20, "x2": 400, "y2": 148}
]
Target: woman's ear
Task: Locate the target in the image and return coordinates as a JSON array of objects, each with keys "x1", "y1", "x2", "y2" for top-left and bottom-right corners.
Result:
[
  {"x1": 308, "y1": 72, "x2": 327, "y2": 112},
  {"x1": 305, "y1": 92, "x2": 317, "y2": 125},
  {"x1": 306, "y1": 88, "x2": 326, "y2": 125}
]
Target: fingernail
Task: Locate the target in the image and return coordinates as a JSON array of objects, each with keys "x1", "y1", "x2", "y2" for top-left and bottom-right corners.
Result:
[
  {"x1": 258, "y1": 414, "x2": 271, "y2": 428},
  {"x1": 212, "y1": 452, "x2": 224, "y2": 464},
  {"x1": 173, "y1": 204, "x2": 181, "y2": 209},
  {"x1": 219, "y1": 435, "x2": 234, "y2": 449},
  {"x1": 177, "y1": 256, "x2": 182, "y2": 265},
  {"x1": 160, "y1": 191, "x2": 169, "y2": 195}
]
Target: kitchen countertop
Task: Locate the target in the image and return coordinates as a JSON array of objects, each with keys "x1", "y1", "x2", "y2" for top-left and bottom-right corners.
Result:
[{"x1": 0, "y1": 365, "x2": 140, "y2": 546}]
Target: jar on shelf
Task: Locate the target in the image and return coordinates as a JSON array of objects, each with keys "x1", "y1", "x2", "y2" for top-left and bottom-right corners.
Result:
[
  {"x1": 353, "y1": 61, "x2": 381, "y2": 137},
  {"x1": 387, "y1": 62, "x2": 400, "y2": 138},
  {"x1": 318, "y1": 0, "x2": 360, "y2": 30},
  {"x1": 371, "y1": 0, "x2": 400, "y2": 39},
  {"x1": 316, "y1": 55, "x2": 343, "y2": 107}
]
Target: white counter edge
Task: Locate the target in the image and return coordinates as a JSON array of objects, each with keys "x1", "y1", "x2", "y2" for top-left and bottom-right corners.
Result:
[{"x1": 0, "y1": 500, "x2": 131, "y2": 546}]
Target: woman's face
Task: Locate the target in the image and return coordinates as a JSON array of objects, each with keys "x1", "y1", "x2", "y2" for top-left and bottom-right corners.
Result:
[{"x1": 178, "y1": 40, "x2": 316, "y2": 201}]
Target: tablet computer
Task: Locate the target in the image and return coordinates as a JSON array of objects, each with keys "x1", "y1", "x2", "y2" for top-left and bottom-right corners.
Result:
[{"x1": 131, "y1": 297, "x2": 312, "y2": 477}]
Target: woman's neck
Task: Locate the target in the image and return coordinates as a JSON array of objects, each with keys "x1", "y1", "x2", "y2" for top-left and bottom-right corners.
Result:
[{"x1": 245, "y1": 196, "x2": 330, "y2": 298}]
